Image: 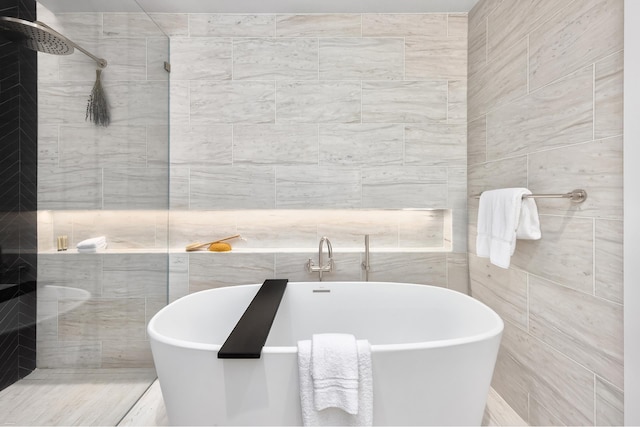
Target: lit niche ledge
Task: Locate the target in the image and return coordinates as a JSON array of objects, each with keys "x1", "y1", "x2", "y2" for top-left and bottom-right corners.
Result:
[{"x1": 37, "y1": 209, "x2": 452, "y2": 254}]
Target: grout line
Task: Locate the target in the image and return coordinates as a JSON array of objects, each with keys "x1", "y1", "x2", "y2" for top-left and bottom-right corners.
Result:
[
  {"x1": 446, "y1": 80, "x2": 450, "y2": 124},
  {"x1": 526, "y1": 272, "x2": 530, "y2": 332},
  {"x1": 274, "y1": 13, "x2": 277, "y2": 37},
  {"x1": 526, "y1": 269, "x2": 622, "y2": 306},
  {"x1": 402, "y1": 125, "x2": 406, "y2": 165},
  {"x1": 101, "y1": 168, "x2": 104, "y2": 209},
  {"x1": 446, "y1": 13, "x2": 449, "y2": 38},
  {"x1": 231, "y1": 124, "x2": 235, "y2": 166},
  {"x1": 115, "y1": 379, "x2": 157, "y2": 426},
  {"x1": 471, "y1": 134, "x2": 620, "y2": 167},
  {"x1": 187, "y1": 80, "x2": 191, "y2": 127},
  {"x1": 187, "y1": 166, "x2": 191, "y2": 209},
  {"x1": 483, "y1": 114, "x2": 488, "y2": 163},
  {"x1": 360, "y1": 81, "x2": 363, "y2": 124},
  {"x1": 484, "y1": 18, "x2": 488, "y2": 66},
  {"x1": 526, "y1": 35, "x2": 530, "y2": 94},
  {"x1": 593, "y1": 373, "x2": 598, "y2": 425},
  {"x1": 402, "y1": 36, "x2": 406, "y2": 80},
  {"x1": 445, "y1": 253, "x2": 449, "y2": 289},
  {"x1": 592, "y1": 64, "x2": 596, "y2": 141},
  {"x1": 593, "y1": 218, "x2": 597, "y2": 296},
  {"x1": 525, "y1": 153, "x2": 529, "y2": 188},
  {"x1": 317, "y1": 123, "x2": 320, "y2": 166},
  {"x1": 468, "y1": 63, "x2": 595, "y2": 123},
  {"x1": 274, "y1": 80, "x2": 277, "y2": 124}
]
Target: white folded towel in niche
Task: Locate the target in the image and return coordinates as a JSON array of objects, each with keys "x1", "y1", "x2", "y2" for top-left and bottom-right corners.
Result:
[
  {"x1": 476, "y1": 188, "x2": 541, "y2": 269},
  {"x1": 298, "y1": 335, "x2": 373, "y2": 426},
  {"x1": 77, "y1": 236, "x2": 107, "y2": 253}
]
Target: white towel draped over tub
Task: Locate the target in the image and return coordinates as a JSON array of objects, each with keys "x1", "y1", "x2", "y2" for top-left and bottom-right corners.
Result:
[
  {"x1": 476, "y1": 188, "x2": 541, "y2": 269},
  {"x1": 298, "y1": 334, "x2": 373, "y2": 426}
]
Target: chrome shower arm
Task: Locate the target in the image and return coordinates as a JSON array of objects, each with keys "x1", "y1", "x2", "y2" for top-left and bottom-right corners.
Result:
[{"x1": 36, "y1": 21, "x2": 107, "y2": 68}]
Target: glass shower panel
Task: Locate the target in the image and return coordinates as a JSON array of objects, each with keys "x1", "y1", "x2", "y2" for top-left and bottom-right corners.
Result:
[{"x1": 20, "y1": 0, "x2": 170, "y2": 422}]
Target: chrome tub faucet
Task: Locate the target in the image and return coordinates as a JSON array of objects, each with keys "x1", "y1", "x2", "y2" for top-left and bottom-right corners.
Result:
[{"x1": 306, "y1": 236, "x2": 334, "y2": 281}]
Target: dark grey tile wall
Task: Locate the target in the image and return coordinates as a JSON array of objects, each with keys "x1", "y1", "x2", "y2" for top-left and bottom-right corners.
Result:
[{"x1": 0, "y1": 0, "x2": 38, "y2": 392}]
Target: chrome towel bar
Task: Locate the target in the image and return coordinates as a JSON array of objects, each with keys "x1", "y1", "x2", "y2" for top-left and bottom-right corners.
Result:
[{"x1": 471, "y1": 189, "x2": 587, "y2": 203}]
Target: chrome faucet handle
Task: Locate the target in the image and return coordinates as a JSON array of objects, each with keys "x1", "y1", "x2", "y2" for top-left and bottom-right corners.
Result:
[{"x1": 327, "y1": 257, "x2": 335, "y2": 272}]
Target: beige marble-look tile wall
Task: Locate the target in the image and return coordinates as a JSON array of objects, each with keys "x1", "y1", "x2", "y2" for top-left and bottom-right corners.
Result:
[
  {"x1": 467, "y1": 0, "x2": 624, "y2": 425},
  {"x1": 36, "y1": 8, "x2": 170, "y2": 211},
  {"x1": 37, "y1": 253, "x2": 167, "y2": 368},
  {"x1": 159, "y1": 13, "x2": 470, "y2": 299},
  {"x1": 162, "y1": 11, "x2": 468, "y2": 248},
  {"x1": 36, "y1": 6, "x2": 170, "y2": 368}
]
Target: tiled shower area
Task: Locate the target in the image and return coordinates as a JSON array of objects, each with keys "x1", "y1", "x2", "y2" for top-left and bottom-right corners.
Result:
[{"x1": 0, "y1": 0, "x2": 628, "y2": 425}]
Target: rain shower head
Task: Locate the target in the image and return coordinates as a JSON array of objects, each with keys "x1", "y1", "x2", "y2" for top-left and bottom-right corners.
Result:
[
  {"x1": 0, "y1": 16, "x2": 73, "y2": 54},
  {"x1": 0, "y1": 16, "x2": 107, "y2": 67}
]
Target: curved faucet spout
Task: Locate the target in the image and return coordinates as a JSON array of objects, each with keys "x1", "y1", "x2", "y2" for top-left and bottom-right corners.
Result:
[
  {"x1": 319, "y1": 236, "x2": 333, "y2": 268},
  {"x1": 307, "y1": 236, "x2": 334, "y2": 281}
]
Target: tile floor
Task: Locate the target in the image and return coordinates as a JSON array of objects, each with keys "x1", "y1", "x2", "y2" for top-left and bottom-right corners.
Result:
[
  {"x1": 0, "y1": 369, "x2": 156, "y2": 426},
  {"x1": 0, "y1": 369, "x2": 525, "y2": 426}
]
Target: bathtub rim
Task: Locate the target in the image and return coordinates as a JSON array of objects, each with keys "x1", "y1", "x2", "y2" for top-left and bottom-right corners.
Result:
[{"x1": 148, "y1": 281, "x2": 504, "y2": 354}]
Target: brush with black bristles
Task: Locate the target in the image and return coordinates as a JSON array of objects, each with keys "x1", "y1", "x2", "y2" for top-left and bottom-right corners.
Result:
[{"x1": 86, "y1": 68, "x2": 110, "y2": 127}]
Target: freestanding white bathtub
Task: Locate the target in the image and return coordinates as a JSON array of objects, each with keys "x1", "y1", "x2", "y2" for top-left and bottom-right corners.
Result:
[{"x1": 148, "y1": 282, "x2": 503, "y2": 426}]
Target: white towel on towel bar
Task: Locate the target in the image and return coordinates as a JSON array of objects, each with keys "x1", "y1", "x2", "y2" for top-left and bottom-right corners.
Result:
[
  {"x1": 476, "y1": 188, "x2": 541, "y2": 269},
  {"x1": 298, "y1": 335, "x2": 373, "y2": 426}
]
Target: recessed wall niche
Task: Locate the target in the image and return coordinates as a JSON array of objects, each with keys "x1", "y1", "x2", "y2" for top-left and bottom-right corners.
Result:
[{"x1": 38, "y1": 209, "x2": 452, "y2": 253}]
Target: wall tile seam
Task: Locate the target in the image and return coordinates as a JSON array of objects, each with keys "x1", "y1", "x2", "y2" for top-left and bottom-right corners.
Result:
[
  {"x1": 593, "y1": 63, "x2": 597, "y2": 143},
  {"x1": 466, "y1": 153, "x2": 526, "y2": 170},
  {"x1": 529, "y1": 394, "x2": 570, "y2": 426},
  {"x1": 468, "y1": 62, "x2": 595, "y2": 123},
  {"x1": 180, "y1": 35, "x2": 453, "y2": 40},
  {"x1": 526, "y1": 34, "x2": 530, "y2": 95},
  {"x1": 482, "y1": 133, "x2": 621, "y2": 165},
  {"x1": 226, "y1": 36, "x2": 415, "y2": 39},
  {"x1": 525, "y1": 60, "x2": 598, "y2": 102},
  {"x1": 593, "y1": 48, "x2": 625, "y2": 70},
  {"x1": 595, "y1": 373, "x2": 624, "y2": 395},
  {"x1": 534, "y1": 212, "x2": 619, "y2": 222},
  {"x1": 484, "y1": 0, "x2": 578, "y2": 65},
  {"x1": 465, "y1": 17, "x2": 488, "y2": 81},
  {"x1": 183, "y1": 78, "x2": 453, "y2": 83},
  {"x1": 184, "y1": 13, "x2": 453, "y2": 15},
  {"x1": 593, "y1": 372, "x2": 599, "y2": 426},
  {"x1": 592, "y1": 217, "x2": 597, "y2": 297},
  {"x1": 501, "y1": 316, "x2": 601, "y2": 390},
  {"x1": 273, "y1": 12, "x2": 278, "y2": 38},
  {"x1": 525, "y1": 270, "x2": 530, "y2": 333},
  {"x1": 525, "y1": 270, "x2": 621, "y2": 308},
  {"x1": 468, "y1": 0, "x2": 503, "y2": 32}
]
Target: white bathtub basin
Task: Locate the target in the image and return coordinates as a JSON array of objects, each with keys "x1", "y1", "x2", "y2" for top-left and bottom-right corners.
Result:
[{"x1": 148, "y1": 281, "x2": 503, "y2": 426}]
